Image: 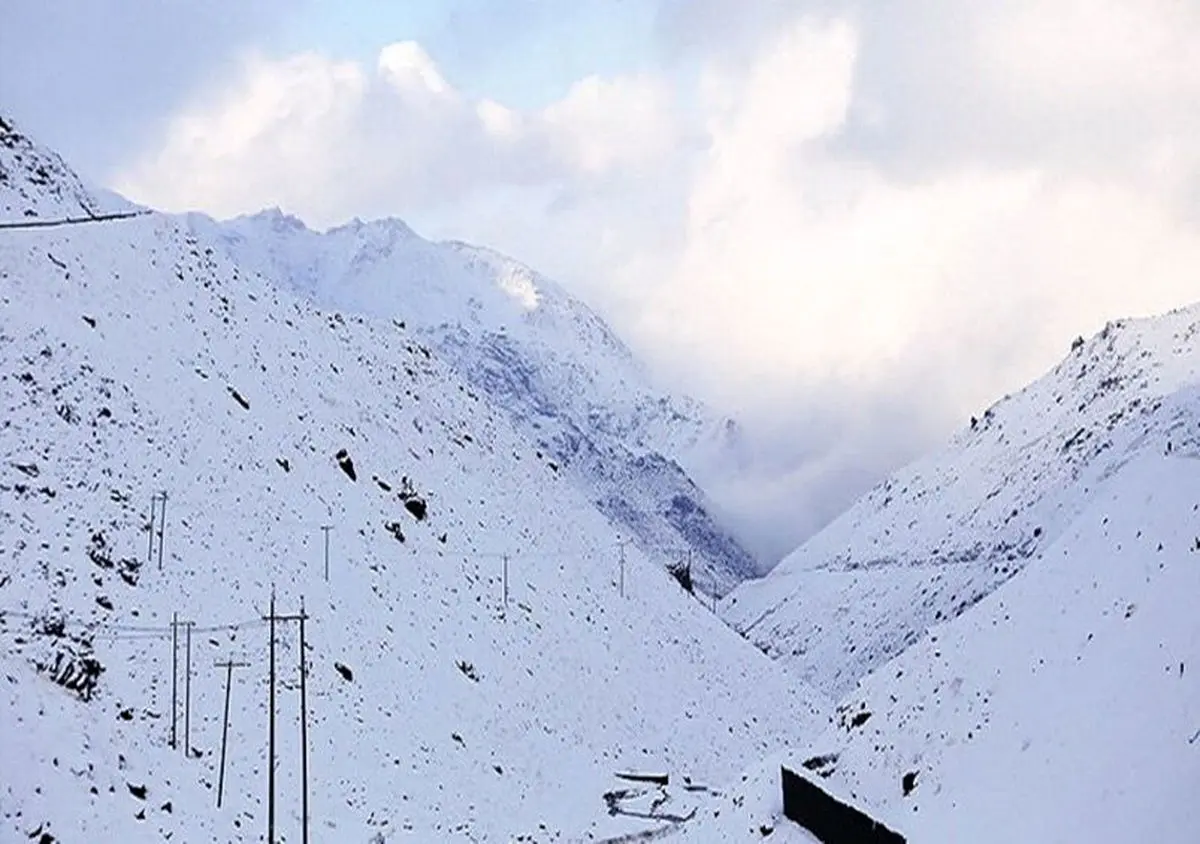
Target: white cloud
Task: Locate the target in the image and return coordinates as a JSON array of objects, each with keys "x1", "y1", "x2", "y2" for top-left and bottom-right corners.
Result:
[
  {"x1": 115, "y1": 43, "x2": 680, "y2": 226},
  {"x1": 542, "y1": 74, "x2": 679, "y2": 174},
  {"x1": 113, "y1": 2, "x2": 1200, "y2": 563},
  {"x1": 377, "y1": 41, "x2": 453, "y2": 97}
]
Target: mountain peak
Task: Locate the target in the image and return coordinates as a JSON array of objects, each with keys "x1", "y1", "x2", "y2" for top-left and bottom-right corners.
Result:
[
  {"x1": 0, "y1": 113, "x2": 132, "y2": 222},
  {"x1": 191, "y1": 206, "x2": 759, "y2": 587}
]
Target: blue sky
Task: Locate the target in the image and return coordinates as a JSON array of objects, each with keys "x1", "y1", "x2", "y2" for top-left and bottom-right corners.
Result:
[{"x1": 275, "y1": 0, "x2": 661, "y2": 109}]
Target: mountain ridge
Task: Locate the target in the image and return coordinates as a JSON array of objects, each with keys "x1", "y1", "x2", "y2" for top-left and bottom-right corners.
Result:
[
  {"x1": 187, "y1": 205, "x2": 759, "y2": 591},
  {"x1": 725, "y1": 295, "x2": 1200, "y2": 698}
]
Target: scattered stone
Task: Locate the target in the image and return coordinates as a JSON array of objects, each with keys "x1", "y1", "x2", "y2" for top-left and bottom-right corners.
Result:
[
  {"x1": 403, "y1": 497, "x2": 427, "y2": 521},
  {"x1": 335, "y1": 449, "x2": 357, "y2": 481}
]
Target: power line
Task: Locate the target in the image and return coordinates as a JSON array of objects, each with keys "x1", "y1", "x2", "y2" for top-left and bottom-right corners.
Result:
[{"x1": 0, "y1": 607, "x2": 268, "y2": 636}]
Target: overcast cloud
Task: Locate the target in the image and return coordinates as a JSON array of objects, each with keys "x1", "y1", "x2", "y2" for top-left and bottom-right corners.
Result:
[{"x1": 7, "y1": 1, "x2": 1200, "y2": 563}]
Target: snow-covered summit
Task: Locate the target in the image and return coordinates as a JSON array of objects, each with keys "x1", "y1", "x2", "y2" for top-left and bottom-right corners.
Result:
[
  {"x1": 726, "y1": 301, "x2": 1200, "y2": 697},
  {"x1": 188, "y1": 205, "x2": 757, "y2": 592}
]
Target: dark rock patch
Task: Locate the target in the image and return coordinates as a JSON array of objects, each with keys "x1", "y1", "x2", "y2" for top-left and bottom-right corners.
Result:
[{"x1": 335, "y1": 449, "x2": 357, "y2": 481}]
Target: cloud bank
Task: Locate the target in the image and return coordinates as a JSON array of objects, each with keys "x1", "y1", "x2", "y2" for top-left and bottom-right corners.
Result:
[{"x1": 103, "y1": 2, "x2": 1200, "y2": 562}]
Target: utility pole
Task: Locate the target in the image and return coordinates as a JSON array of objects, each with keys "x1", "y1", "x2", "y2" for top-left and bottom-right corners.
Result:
[
  {"x1": 147, "y1": 494, "x2": 158, "y2": 566},
  {"x1": 262, "y1": 590, "x2": 310, "y2": 844},
  {"x1": 183, "y1": 619, "x2": 195, "y2": 756},
  {"x1": 157, "y1": 490, "x2": 168, "y2": 571},
  {"x1": 298, "y1": 597, "x2": 310, "y2": 844},
  {"x1": 170, "y1": 611, "x2": 178, "y2": 749},
  {"x1": 214, "y1": 659, "x2": 249, "y2": 809},
  {"x1": 502, "y1": 554, "x2": 509, "y2": 614},
  {"x1": 264, "y1": 589, "x2": 277, "y2": 844},
  {"x1": 320, "y1": 525, "x2": 332, "y2": 582}
]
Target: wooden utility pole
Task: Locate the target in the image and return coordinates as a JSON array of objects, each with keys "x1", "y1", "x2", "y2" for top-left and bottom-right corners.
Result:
[
  {"x1": 157, "y1": 490, "x2": 168, "y2": 570},
  {"x1": 147, "y1": 494, "x2": 158, "y2": 566},
  {"x1": 502, "y1": 554, "x2": 509, "y2": 614},
  {"x1": 170, "y1": 611, "x2": 178, "y2": 749},
  {"x1": 264, "y1": 590, "x2": 277, "y2": 844},
  {"x1": 298, "y1": 597, "x2": 310, "y2": 844},
  {"x1": 183, "y1": 620, "x2": 195, "y2": 755},
  {"x1": 320, "y1": 525, "x2": 332, "y2": 582},
  {"x1": 214, "y1": 659, "x2": 249, "y2": 808},
  {"x1": 262, "y1": 591, "x2": 310, "y2": 844}
]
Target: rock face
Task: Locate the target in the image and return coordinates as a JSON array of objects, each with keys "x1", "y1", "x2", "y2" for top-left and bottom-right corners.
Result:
[
  {"x1": 189, "y1": 209, "x2": 757, "y2": 593},
  {"x1": 725, "y1": 302, "x2": 1200, "y2": 699}
]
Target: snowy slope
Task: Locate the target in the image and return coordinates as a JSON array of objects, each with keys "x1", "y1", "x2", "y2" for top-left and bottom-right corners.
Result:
[
  {"x1": 670, "y1": 390, "x2": 1200, "y2": 844},
  {"x1": 0, "y1": 117, "x2": 827, "y2": 843},
  {"x1": 725, "y1": 305, "x2": 1200, "y2": 698},
  {"x1": 766, "y1": 445, "x2": 1200, "y2": 843},
  {"x1": 185, "y1": 209, "x2": 756, "y2": 594}
]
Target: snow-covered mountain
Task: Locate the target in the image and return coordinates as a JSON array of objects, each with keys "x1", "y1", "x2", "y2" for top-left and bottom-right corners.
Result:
[
  {"x1": 185, "y1": 208, "x2": 757, "y2": 595},
  {"x1": 780, "y1": 445, "x2": 1200, "y2": 842},
  {"x1": 673, "y1": 305, "x2": 1200, "y2": 842},
  {"x1": 724, "y1": 304, "x2": 1200, "y2": 699},
  {"x1": 681, "y1": 440, "x2": 1200, "y2": 842},
  {"x1": 0, "y1": 116, "x2": 826, "y2": 842}
]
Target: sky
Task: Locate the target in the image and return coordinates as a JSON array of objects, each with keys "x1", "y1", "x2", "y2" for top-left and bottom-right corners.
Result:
[{"x1": 3, "y1": 0, "x2": 1200, "y2": 563}]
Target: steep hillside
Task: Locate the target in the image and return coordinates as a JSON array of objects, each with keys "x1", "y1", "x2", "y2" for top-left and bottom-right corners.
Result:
[
  {"x1": 725, "y1": 304, "x2": 1200, "y2": 697},
  {"x1": 667, "y1": 393, "x2": 1200, "y2": 843},
  {"x1": 773, "y1": 445, "x2": 1200, "y2": 842},
  {"x1": 0, "y1": 117, "x2": 826, "y2": 843},
  {"x1": 186, "y1": 209, "x2": 756, "y2": 593}
]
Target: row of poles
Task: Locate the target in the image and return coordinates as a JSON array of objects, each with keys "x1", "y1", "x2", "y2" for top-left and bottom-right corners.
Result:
[
  {"x1": 164, "y1": 592, "x2": 310, "y2": 844},
  {"x1": 149, "y1": 493, "x2": 334, "y2": 586},
  {"x1": 149, "y1": 491, "x2": 718, "y2": 611},
  {"x1": 145, "y1": 492, "x2": 720, "y2": 843}
]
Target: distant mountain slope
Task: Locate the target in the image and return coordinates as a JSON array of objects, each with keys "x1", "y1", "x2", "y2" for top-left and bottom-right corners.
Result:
[
  {"x1": 725, "y1": 303, "x2": 1200, "y2": 698},
  {"x1": 187, "y1": 208, "x2": 757, "y2": 593},
  {"x1": 0, "y1": 116, "x2": 825, "y2": 843}
]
